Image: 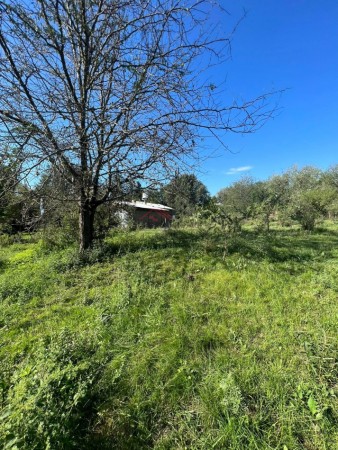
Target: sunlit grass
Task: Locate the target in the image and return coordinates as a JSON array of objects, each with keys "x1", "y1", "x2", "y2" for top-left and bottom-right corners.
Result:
[{"x1": 0, "y1": 225, "x2": 337, "y2": 448}]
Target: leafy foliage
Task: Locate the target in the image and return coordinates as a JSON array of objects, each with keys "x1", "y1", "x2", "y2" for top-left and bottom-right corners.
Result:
[
  {"x1": 163, "y1": 174, "x2": 210, "y2": 218},
  {"x1": 285, "y1": 167, "x2": 336, "y2": 230},
  {"x1": 216, "y1": 176, "x2": 258, "y2": 231},
  {"x1": 213, "y1": 166, "x2": 338, "y2": 232}
]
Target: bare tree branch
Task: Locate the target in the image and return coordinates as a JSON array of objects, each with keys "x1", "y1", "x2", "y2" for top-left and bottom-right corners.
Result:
[{"x1": 0, "y1": 0, "x2": 280, "y2": 249}]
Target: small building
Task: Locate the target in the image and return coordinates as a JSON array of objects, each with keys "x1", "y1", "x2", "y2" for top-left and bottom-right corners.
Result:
[{"x1": 117, "y1": 201, "x2": 175, "y2": 228}]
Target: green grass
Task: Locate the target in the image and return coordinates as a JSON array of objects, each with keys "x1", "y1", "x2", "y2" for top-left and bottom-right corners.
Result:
[{"x1": 0, "y1": 226, "x2": 338, "y2": 449}]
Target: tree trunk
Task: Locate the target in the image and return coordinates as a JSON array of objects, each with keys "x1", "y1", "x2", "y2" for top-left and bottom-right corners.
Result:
[{"x1": 79, "y1": 199, "x2": 96, "y2": 252}]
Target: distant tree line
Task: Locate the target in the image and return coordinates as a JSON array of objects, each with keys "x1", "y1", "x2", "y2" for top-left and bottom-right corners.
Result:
[
  {"x1": 1, "y1": 165, "x2": 337, "y2": 243},
  {"x1": 212, "y1": 165, "x2": 338, "y2": 232}
]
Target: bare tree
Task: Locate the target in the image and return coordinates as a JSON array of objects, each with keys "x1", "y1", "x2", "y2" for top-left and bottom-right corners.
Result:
[{"x1": 0, "y1": 0, "x2": 277, "y2": 250}]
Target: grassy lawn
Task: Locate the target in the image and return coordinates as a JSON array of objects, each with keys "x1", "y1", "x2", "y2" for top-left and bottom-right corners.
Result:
[{"x1": 0, "y1": 226, "x2": 337, "y2": 449}]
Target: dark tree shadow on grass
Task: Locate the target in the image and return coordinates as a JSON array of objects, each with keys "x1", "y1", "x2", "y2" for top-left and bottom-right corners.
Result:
[{"x1": 64, "y1": 227, "x2": 338, "y2": 269}]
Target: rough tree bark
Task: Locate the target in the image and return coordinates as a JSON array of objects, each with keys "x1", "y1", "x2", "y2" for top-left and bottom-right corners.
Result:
[{"x1": 79, "y1": 196, "x2": 96, "y2": 253}]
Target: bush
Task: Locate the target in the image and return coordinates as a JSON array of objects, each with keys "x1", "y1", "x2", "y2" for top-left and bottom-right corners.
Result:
[
  {"x1": 39, "y1": 220, "x2": 78, "y2": 252},
  {"x1": 0, "y1": 233, "x2": 23, "y2": 247}
]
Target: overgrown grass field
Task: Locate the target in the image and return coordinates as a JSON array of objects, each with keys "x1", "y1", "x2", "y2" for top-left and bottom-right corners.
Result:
[{"x1": 0, "y1": 224, "x2": 337, "y2": 449}]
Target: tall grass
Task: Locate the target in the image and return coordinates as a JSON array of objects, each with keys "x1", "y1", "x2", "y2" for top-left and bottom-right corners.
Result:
[{"x1": 0, "y1": 226, "x2": 337, "y2": 448}]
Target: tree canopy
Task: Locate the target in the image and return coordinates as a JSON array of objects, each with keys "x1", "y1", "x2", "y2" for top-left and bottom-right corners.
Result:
[
  {"x1": 163, "y1": 173, "x2": 210, "y2": 217},
  {"x1": 0, "y1": 0, "x2": 277, "y2": 249}
]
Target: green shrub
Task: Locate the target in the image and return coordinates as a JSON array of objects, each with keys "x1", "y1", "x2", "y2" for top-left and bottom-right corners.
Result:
[
  {"x1": 39, "y1": 220, "x2": 78, "y2": 252},
  {"x1": 0, "y1": 233, "x2": 23, "y2": 247}
]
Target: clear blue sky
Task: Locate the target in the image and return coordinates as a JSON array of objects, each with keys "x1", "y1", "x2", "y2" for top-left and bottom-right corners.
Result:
[{"x1": 199, "y1": 0, "x2": 338, "y2": 195}]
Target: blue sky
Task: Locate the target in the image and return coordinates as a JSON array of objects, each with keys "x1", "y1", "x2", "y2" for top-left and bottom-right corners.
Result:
[{"x1": 199, "y1": 0, "x2": 338, "y2": 195}]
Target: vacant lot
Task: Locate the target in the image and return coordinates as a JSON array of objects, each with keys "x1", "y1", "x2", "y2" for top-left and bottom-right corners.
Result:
[{"x1": 0, "y1": 225, "x2": 337, "y2": 449}]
